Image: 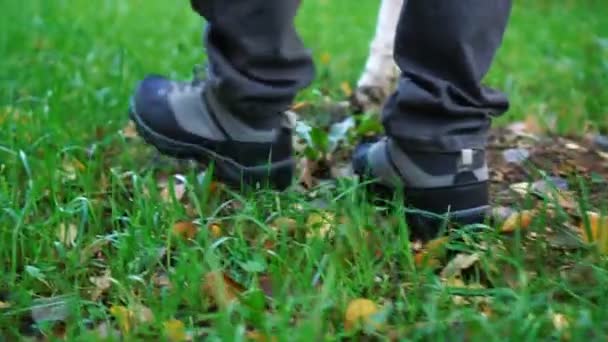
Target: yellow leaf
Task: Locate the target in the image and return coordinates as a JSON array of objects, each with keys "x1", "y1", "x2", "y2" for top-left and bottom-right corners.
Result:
[
  {"x1": 290, "y1": 101, "x2": 309, "y2": 112},
  {"x1": 202, "y1": 271, "x2": 244, "y2": 308},
  {"x1": 164, "y1": 319, "x2": 188, "y2": 342},
  {"x1": 580, "y1": 212, "x2": 608, "y2": 254},
  {"x1": 110, "y1": 306, "x2": 132, "y2": 333},
  {"x1": 320, "y1": 52, "x2": 331, "y2": 65},
  {"x1": 344, "y1": 298, "x2": 381, "y2": 331},
  {"x1": 246, "y1": 331, "x2": 278, "y2": 342},
  {"x1": 109, "y1": 304, "x2": 154, "y2": 334},
  {"x1": 209, "y1": 223, "x2": 223, "y2": 238},
  {"x1": 500, "y1": 210, "x2": 536, "y2": 233},
  {"x1": 340, "y1": 82, "x2": 353, "y2": 97},
  {"x1": 172, "y1": 221, "x2": 198, "y2": 240},
  {"x1": 57, "y1": 223, "x2": 78, "y2": 247},
  {"x1": 414, "y1": 236, "x2": 449, "y2": 268},
  {"x1": 306, "y1": 212, "x2": 334, "y2": 239}
]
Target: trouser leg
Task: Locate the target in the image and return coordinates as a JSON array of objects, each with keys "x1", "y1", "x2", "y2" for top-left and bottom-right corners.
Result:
[
  {"x1": 190, "y1": 0, "x2": 315, "y2": 127},
  {"x1": 384, "y1": 0, "x2": 512, "y2": 152}
]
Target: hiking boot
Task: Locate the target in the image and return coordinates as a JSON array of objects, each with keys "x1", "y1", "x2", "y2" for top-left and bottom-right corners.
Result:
[
  {"x1": 353, "y1": 137, "x2": 490, "y2": 239},
  {"x1": 129, "y1": 75, "x2": 295, "y2": 190}
]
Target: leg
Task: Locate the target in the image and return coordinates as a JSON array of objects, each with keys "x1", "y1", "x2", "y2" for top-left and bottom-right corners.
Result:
[
  {"x1": 385, "y1": 0, "x2": 512, "y2": 152},
  {"x1": 354, "y1": 0, "x2": 512, "y2": 239},
  {"x1": 130, "y1": 0, "x2": 313, "y2": 190},
  {"x1": 353, "y1": 0, "x2": 403, "y2": 112},
  {"x1": 191, "y1": 0, "x2": 315, "y2": 127}
]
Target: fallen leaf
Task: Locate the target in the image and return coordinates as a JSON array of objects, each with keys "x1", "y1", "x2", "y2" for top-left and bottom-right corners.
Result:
[
  {"x1": 344, "y1": 298, "x2": 381, "y2": 331},
  {"x1": 340, "y1": 81, "x2": 353, "y2": 97},
  {"x1": 121, "y1": 121, "x2": 139, "y2": 139},
  {"x1": 320, "y1": 52, "x2": 331, "y2": 65},
  {"x1": 306, "y1": 212, "x2": 334, "y2": 239},
  {"x1": 414, "y1": 236, "x2": 449, "y2": 268},
  {"x1": 31, "y1": 296, "x2": 72, "y2": 324},
  {"x1": 502, "y1": 148, "x2": 530, "y2": 164},
  {"x1": 202, "y1": 271, "x2": 245, "y2": 308},
  {"x1": 131, "y1": 304, "x2": 154, "y2": 324},
  {"x1": 440, "y1": 253, "x2": 480, "y2": 279},
  {"x1": 94, "y1": 322, "x2": 121, "y2": 340},
  {"x1": 160, "y1": 181, "x2": 187, "y2": 203},
  {"x1": 110, "y1": 306, "x2": 132, "y2": 333},
  {"x1": 89, "y1": 269, "x2": 112, "y2": 301},
  {"x1": 510, "y1": 182, "x2": 533, "y2": 196},
  {"x1": 270, "y1": 217, "x2": 298, "y2": 235},
  {"x1": 290, "y1": 101, "x2": 309, "y2": 112},
  {"x1": 552, "y1": 313, "x2": 570, "y2": 331},
  {"x1": 61, "y1": 157, "x2": 85, "y2": 181},
  {"x1": 209, "y1": 223, "x2": 223, "y2": 238},
  {"x1": 110, "y1": 304, "x2": 154, "y2": 334},
  {"x1": 299, "y1": 158, "x2": 318, "y2": 189},
  {"x1": 500, "y1": 210, "x2": 536, "y2": 233},
  {"x1": 57, "y1": 223, "x2": 78, "y2": 247},
  {"x1": 0, "y1": 301, "x2": 10, "y2": 309},
  {"x1": 164, "y1": 319, "x2": 188, "y2": 342},
  {"x1": 152, "y1": 272, "x2": 172, "y2": 289},
  {"x1": 580, "y1": 212, "x2": 608, "y2": 254},
  {"x1": 246, "y1": 330, "x2": 278, "y2": 342},
  {"x1": 172, "y1": 221, "x2": 198, "y2": 240}
]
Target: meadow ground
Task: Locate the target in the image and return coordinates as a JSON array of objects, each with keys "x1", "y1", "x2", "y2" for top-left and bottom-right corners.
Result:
[{"x1": 1, "y1": 0, "x2": 608, "y2": 340}]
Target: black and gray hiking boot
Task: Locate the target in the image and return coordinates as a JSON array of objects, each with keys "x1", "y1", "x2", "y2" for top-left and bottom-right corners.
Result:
[
  {"x1": 353, "y1": 137, "x2": 490, "y2": 239},
  {"x1": 129, "y1": 75, "x2": 295, "y2": 190}
]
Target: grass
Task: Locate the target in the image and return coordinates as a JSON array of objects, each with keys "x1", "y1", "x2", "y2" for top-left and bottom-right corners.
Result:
[{"x1": 1, "y1": 0, "x2": 608, "y2": 340}]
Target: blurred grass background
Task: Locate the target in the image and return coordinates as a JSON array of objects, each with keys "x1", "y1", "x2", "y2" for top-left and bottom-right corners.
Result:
[{"x1": 1, "y1": 0, "x2": 607, "y2": 153}]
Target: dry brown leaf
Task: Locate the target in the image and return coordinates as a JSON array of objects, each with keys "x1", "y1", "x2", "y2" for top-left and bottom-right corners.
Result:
[
  {"x1": 202, "y1": 271, "x2": 245, "y2": 308},
  {"x1": 500, "y1": 210, "x2": 536, "y2": 233},
  {"x1": 414, "y1": 236, "x2": 449, "y2": 268},
  {"x1": 152, "y1": 272, "x2": 172, "y2": 289},
  {"x1": 57, "y1": 223, "x2": 78, "y2": 247},
  {"x1": 299, "y1": 158, "x2": 318, "y2": 189},
  {"x1": 344, "y1": 298, "x2": 381, "y2": 331},
  {"x1": 580, "y1": 212, "x2": 608, "y2": 254},
  {"x1": 121, "y1": 121, "x2": 139, "y2": 139},
  {"x1": 132, "y1": 304, "x2": 154, "y2": 324},
  {"x1": 89, "y1": 270, "x2": 112, "y2": 301},
  {"x1": 172, "y1": 221, "x2": 198, "y2": 240},
  {"x1": 440, "y1": 253, "x2": 480, "y2": 279}
]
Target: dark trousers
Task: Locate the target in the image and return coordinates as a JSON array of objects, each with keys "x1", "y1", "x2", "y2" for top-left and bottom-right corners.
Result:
[{"x1": 191, "y1": 0, "x2": 512, "y2": 152}]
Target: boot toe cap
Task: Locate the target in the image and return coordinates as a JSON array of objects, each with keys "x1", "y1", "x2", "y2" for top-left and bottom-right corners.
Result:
[{"x1": 130, "y1": 76, "x2": 180, "y2": 137}]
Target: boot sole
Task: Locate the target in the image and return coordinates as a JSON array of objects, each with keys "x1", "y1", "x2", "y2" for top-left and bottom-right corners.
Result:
[{"x1": 129, "y1": 108, "x2": 295, "y2": 190}]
